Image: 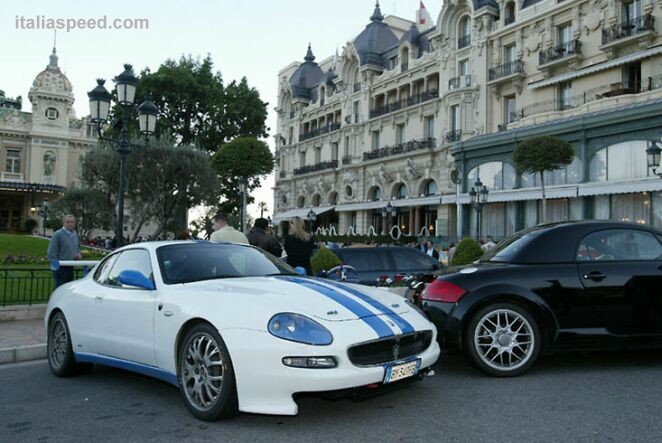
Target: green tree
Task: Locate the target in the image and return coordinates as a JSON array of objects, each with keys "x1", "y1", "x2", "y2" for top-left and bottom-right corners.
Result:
[
  {"x1": 128, "y1": 55, "x2": 269, "y2": 152},
  {"x1": 47, "y1": 188, "x2": 114, "y2": 240},
  {"x1": 451, "y1": 238, "x2": 484, "y2": 266},
  {"x1": 211, "y1": 137, "x2": 274, "y2": 215},
  {"x1": 513, "y1": 136, "x2": 574, "y2": 223},
  {"x1": 81, "y1": 138, "x2": 220, "y2": 241}
]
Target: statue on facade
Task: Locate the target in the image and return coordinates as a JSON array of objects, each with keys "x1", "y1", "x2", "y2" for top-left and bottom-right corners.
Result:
[{"x1": 43, "y1": 151, "x2": 56, "y2": 176}]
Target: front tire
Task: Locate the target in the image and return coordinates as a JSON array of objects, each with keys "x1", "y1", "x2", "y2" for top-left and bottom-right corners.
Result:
[
  {"x1": 177, "y1": 323, "x2": 238, "y2": 421},
  {"x1": 464, "y1": 302, "x2": 541, "y2": 377}
]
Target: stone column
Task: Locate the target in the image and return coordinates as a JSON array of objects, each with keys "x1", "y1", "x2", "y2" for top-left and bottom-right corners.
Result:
[
  {"x1": 409, "y1": 207, "x2": 415, "y2": 236},
  {"x1": 414, "y1": 206, "x2": 422, "y2": 235}
]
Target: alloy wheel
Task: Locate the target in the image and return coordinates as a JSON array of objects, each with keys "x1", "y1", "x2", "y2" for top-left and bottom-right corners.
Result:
[
  {"x1": 49, "y1": 318, "x2": 68, "y2": 370},
  {"x1": 181, "y1": 333, "x2": 225, "y2": 411},
  {"x1": 473, "y1": 308, "x2": 534, "y2": 371}
]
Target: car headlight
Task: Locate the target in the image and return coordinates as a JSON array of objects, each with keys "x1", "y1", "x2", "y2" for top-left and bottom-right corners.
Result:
[{"x1": 268, "y1": 313, "x2": 333, "y2": 346}]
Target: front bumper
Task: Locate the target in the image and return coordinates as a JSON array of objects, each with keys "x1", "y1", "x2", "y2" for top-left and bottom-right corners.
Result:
[{"x1": 220, "y1": 328, "x2": 441, "y2": 415}]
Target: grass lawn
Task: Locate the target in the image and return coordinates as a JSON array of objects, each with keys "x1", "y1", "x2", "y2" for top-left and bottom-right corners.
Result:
[{"x1": 0, "y1": 233, "x2": 50, "y2": 257}]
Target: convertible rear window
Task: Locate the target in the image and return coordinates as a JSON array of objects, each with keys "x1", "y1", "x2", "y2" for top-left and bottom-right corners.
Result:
[
  {"x1": 156, "y1": 243, "x2": 296, "y2": 285},
  {"x1": 481, "y1": 226, "x2": 544, "y2": 263}
]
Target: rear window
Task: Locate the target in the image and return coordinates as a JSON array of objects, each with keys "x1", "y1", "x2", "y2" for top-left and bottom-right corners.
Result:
[
  {"x1": 481, "y1": 228, "x2": 542, "y2": 263},
  {"x1": 334, "y1": 249, "x2": 390, "y2": 271},
  {"x1": 388, "y1": 249, "x2": 438, "y2": 271}
]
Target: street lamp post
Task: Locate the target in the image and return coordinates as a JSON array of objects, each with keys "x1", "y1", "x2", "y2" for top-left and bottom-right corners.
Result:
[
  {"x1": 469, "y1": 178, "x2": 489, "y2": 240},
  {"x1": 306, "y1": 209, "x2": 317, "y2": 232},
  {"x1": 88, "y1": 65, "x2": 158, "y2": 247},
  {"x1": 647, "y1": 140, "x2": 662, "y2": 178},
  {"x1": 381, "y1": 202, "x2": 395, "y2": 235}
]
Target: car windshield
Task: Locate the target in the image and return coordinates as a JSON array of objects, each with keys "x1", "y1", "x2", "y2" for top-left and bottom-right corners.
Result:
[
  {"x1": 480, "y1": 226, "x2": 545, "y2": 263},
  {"x1": 157, "y1": 243, "x2": 297, "y2": 285}
]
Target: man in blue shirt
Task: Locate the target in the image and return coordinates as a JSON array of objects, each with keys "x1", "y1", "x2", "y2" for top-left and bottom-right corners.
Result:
[{"x1": 47, "y1": 215, "x2": 82, "y2": 288}]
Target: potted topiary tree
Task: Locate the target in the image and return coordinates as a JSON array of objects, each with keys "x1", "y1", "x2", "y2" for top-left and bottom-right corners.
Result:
[
  {"x1": 513, "y1": 136, "x2": 574, "y2": 223},
  {"x1": 451, "y1": 237, "x2": 484, "y2": 266},
  {"x1": 311, "y1": 246, "x2": 342, "y2": 276}
]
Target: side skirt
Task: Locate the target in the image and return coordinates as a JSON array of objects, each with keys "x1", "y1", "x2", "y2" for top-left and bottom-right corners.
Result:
[{"x1": 74, "y1": 352, "x2": 179, "y2": 386}]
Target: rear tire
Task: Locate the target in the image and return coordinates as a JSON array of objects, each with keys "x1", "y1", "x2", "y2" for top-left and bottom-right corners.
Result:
[
  {"x1": 48, "y1": 312, "x2": 91, "y2": 376},
  {"x1": 464, "y1": 302, "x2": 540, "y2": 377},
  {"x1": 177, "y1": 323, "x2": 239, "y2": 421}
]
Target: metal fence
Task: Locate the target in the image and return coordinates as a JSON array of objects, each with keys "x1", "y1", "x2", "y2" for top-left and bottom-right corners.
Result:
[{"x1": 0, "y1": 268, "x2": 86, "y2": 307}]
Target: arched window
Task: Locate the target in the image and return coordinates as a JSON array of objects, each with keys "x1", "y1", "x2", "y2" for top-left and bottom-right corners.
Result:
[
  {"x1": 458, "y1": 17, "x2": 471, "y2": 49},
  {"x1": 467, "y1": 162, "x2": 516, "y2": 191},
  {"x1": 312, "y1": 194, "x2": 321, "y2": 207},
  {"x1": 297, "y1": 196, "x2": 306, "y2": 208},
  {"x1": 589, "y1": 141, "x2": 650, "y2": 182},
  {"x1": 423, "y1": 179, "x2": 438, "y2": 196},
  {"x1": 370, "y1": 186, "x2": 382, "y2": 202},
  {"x1": 319, "y1": 86, "x2": 325, "y2": 106},
  {"x1": 328, "y1": 192, "x2": 338, "y2": 206},
  {"x1": 353, "y1": 67, "x2": 361, "y2": 92},
  {"x1": 395, "y1": 183, "x2": 408, "y2": 199}
]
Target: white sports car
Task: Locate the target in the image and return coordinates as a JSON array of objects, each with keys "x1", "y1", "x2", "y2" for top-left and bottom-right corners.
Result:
[{"x1": 46, "y1": 241, "x2": 440, "y2": 421}]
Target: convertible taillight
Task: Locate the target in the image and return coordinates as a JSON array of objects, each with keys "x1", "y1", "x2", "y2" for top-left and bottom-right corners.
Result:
[{"x1": 421, "y1": 280, "x2": 467, "y2": 303}]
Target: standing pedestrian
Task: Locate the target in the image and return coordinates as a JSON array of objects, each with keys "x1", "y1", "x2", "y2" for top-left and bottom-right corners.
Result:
[
  {"x1": 425, "y1": 240, "x2": 440, "y2": 260},
  {"x1": 284, "y1": 217, "x2": 314, "y2": 275},
  {"x1": 47, "y1": 214, "x2": 82, "y2": 288},
  {"x1": 210, "y1": 212, "x2": 249, "y2": 244},
  {"x1": 247, "y1": 218, "x2": 282, "y2": 257}
]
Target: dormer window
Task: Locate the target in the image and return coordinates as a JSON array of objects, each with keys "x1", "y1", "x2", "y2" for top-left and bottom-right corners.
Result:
[
  {"x1": 320, "y1": 86, "x2": 325, "y2": 106},
  {"x1": 505, "y1": 2, "x2": 516, "y2": 26},
  {"x1": 45, "y1": 108, "x2": 59, "y2": 120},
  {"x1": 458, "y1": 17, "x2": 471, "y2": 49},
  {"x1": 401, "y1": 47, "x2": 409, "y2": 71}
]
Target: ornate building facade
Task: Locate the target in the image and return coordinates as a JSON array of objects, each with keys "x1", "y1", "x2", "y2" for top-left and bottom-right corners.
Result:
[
  {"x1": 277, "y1": 0, "x2": 662, "y2": 240},
  {"x1": 0, "y1": 49, "x2": 97, "y2": 232}
]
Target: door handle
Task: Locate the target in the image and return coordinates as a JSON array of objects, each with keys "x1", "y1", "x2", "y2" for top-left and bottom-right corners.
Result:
[{"x1": 583, "y1": 271, "x2": 607, "y2": 281}]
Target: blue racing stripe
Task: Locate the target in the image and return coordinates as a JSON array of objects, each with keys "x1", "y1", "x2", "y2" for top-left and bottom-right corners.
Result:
[
  {"x1": 279, "y1": 277, "x2": 394, "y2": 338},
  {"x1": 75, "y1": 352, "x2": 179, "y2": 386},
  {"x1": 318, "y1": 279, "x2": 415, "y2": 334}
]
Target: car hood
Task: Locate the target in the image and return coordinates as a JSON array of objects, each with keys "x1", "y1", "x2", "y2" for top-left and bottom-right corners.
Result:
[{"x1": 181, "y1": 276, "x2": 409, "y2": 322}]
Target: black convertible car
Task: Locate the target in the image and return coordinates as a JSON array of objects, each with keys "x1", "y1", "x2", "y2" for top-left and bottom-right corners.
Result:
[{"x1": 422, "y1": 221, "x2": 662, "y2": 377}]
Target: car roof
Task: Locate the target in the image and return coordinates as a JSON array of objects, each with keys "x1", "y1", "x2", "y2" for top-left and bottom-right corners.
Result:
[{"x1": 500, "y1": 220, "x2": 660, "y2": 263}]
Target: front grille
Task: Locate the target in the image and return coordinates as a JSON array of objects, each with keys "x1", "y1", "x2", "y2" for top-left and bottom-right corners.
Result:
[{"x1": 347, "y1": 331, "x2": 433, "y2": 366}]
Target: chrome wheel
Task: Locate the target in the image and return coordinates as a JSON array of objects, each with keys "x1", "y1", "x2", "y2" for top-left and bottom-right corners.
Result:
[
  {"x1": 49, "y1": 318, "x2": 68, "y2": 370},
  {"x1": 181, "y1": 333, "x2": 225, "y2": 411},
  {"x1": 474, "y1": 308, "x2": 534, "y2": 371}
]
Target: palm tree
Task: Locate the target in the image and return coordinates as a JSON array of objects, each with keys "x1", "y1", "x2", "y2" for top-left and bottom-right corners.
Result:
[{"x1": 258, "y1": 201, "x2": 268, "y2": 218}]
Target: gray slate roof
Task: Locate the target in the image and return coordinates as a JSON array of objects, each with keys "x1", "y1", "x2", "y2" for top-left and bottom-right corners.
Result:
[
  {"x1": 289, "y1": 45, "x2": 325, "y2": 102},
  {"x1": 353, "y1": 2, "x2": 400, "y2": 69}
]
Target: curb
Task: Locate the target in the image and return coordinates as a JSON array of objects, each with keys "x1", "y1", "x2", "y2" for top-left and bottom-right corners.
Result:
[
  {"x1": 0, "y1": 344, "x2": 47, "y2": 364},
  {"x1": 0, "y1": 304, "x2": 47, "y2": 322}
]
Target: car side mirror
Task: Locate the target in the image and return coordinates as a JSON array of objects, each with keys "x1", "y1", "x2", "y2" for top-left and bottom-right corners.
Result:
[{"x1": 118, "y1": 270, "x2": 155, "y2": 290}]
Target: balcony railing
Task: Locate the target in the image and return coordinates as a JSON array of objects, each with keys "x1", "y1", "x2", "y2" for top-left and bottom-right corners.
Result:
[
  {"x1": 539, "y1": 40, "x2": 581, "y2": 65},
  {"x1": 458, "y1": 35, "x2": 471, "y2": 49},
  {"x1": 602, "y1": 14, "x2": 655, "y2": 45},
  {"x1": 353, "y1": 82, "x2": 361, "y2": 93},
  {"x1": 289, "y1": 111, "x2": 295, "y2": 119},
  {"x1": 1, "y1": 172, "x2": 24, "y2": 181},
  {"x1": 515, "y1": 74, "x2": 662, "y2": 119},
  {"x1": 342, "y1": 155, "x2": 353, "y2": 165},
  {"x1": 449, "y1": 75, "x2": 472, "y2": 89},
  {"x1": 504, "y1": 16, "x2": 515, "y2": 26},
  {"x1": 279, "y1": 170, "x2": 286, "y2": 178},
  {"x1": 299, "y1": 123, "x2": 341, "y2": 141},
  {"x1": 401, "y1": 63, "x2": 409, "y2": 72},
  {"x1": 369, "y1": 90, "x2": 439, "y2": 119},
  {"x1": 445, "y1": 130, "x2": 462, "y2": 143},
  {"x1": 362, "y1": 138, "x2": 436, "y2": 161},
  {"x1": 489, "y1": 60, "x2": 524, "y2": 81},
  {"x1": 293, "y1": 160, "x2": 338, "y2": 176}
]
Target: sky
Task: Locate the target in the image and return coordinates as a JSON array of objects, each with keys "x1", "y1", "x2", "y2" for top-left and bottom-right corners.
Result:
[{"x1": 1, "y1": 0, "x2": 442, "y2": 220}]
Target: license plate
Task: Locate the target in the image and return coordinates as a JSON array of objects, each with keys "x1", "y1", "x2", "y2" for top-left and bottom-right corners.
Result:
[{"x1": 384, "y1": 359, "x2": 420, "y2": 384}]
